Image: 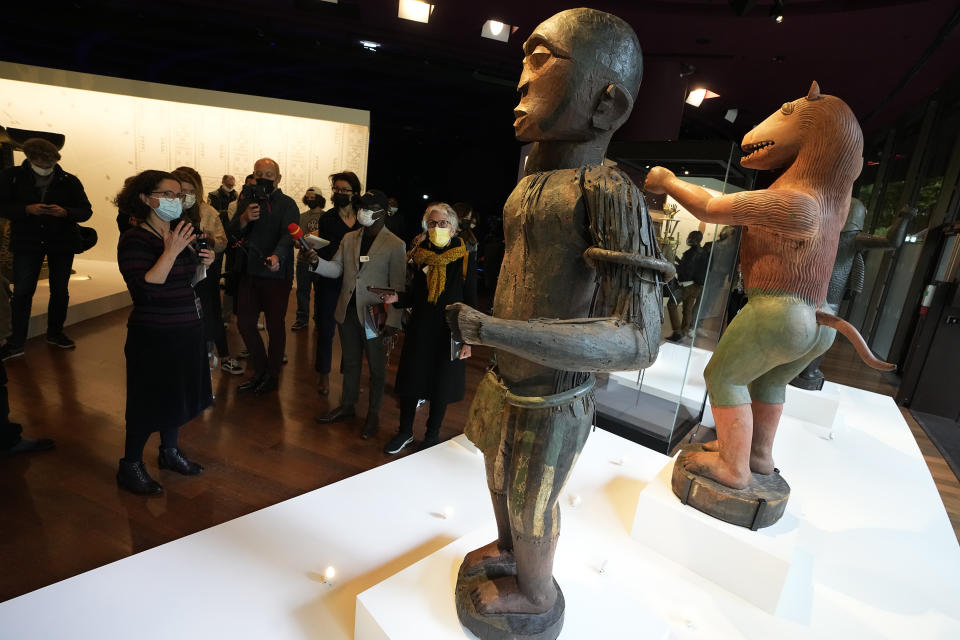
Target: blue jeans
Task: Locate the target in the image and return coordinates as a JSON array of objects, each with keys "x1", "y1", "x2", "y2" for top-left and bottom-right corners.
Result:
[{"x1": 10, "y1": 249, "x2": 75, "y2": 347}]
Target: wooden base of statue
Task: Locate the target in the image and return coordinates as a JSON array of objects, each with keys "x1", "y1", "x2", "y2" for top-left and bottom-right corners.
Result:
[
  {"x1": 455, "y1": 557, "x2": 565, "y2": 640},
  {"x1": 671, "y1": 443, "x2": 790, "y2": 530}
]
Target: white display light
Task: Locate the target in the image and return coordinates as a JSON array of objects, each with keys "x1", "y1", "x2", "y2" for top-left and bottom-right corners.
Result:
[
  {"x1": 724, "y1": 108, "x2": 738, "y2": 123},
  {"x1": 685, "y1": 88, "x2": 720, "y2": 108},
  {"x1": 360, "y1": 40, "x2": 381, "y2": 51},
  {"x1": 422, "y1": 194, "x2": 429, "y2": 200},
  {"x1": 398, "y1": 0, "x2": 434, "y2": 24},
  {"x1": 481, "y1": 20, "x2": 511, "y2": 42}
]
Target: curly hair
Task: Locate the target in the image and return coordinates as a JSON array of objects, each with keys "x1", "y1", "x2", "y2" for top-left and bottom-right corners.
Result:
[{"x1": 114, "y1": 170, "x2": 178, "y2": 222}]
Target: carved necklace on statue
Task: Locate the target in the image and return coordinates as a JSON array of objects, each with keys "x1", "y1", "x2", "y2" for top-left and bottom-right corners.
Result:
[{"x1": 411, "y1": 238, "x2": 468, "y2": 304}]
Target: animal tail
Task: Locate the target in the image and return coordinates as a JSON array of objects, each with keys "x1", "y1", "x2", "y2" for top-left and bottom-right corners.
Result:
[{"x1": 815, "y1": 311, "x2": 896, "y2": 372}]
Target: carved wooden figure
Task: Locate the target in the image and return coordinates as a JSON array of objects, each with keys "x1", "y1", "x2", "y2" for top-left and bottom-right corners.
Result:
[
  {"x1": 645, "y1": 82, "x2": 895, "y2": 527},
  {"x1": 445, "y1": 8, "x2": 674, "y2": 639}
]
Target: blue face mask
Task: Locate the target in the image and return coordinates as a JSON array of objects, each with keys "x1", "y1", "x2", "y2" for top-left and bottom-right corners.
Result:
[{"x1": 154, "y1": 197, "x2": 182, "y2": 222}]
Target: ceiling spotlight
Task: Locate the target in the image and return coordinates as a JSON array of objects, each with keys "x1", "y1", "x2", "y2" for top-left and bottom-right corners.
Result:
[
  {"x1": 482, "y1": 20, "x2": 511, "y2": 42},
  {"x1": 724, "y1": 108, "x2": 738, "y2": 123},
  {"x1": 770, "y1": 0, "x2": 784, "y2": 22},
  {"x1": 685, "y1": 88, "x2": 720, "y2": 107},
  {"x1": 360, "y1": 40, "x2": 381, "y2": 51},
  {"x1": 422, "y1": 194, "x2": 429, "y2": 200},
  {"x1": 398, "y1": 0, "x2": 434, "y2": 23}
]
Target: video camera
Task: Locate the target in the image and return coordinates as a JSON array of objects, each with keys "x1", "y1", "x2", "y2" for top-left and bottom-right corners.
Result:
[{"x1": 240, "y1": 182, "x2": 272, "y2": 206}]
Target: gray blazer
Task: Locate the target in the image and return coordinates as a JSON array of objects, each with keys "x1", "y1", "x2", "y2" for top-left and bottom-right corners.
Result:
[{"x1": 311, "y1": 227, "x2": 407, "y2": 328}]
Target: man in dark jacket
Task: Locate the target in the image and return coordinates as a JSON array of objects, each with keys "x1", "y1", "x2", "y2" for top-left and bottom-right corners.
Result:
[
  {"x1": 227, "y1": 158, "x2": 299, "y2": 395},
  {"x1": 667, "y1": 230, "x2": 709, "y2": 342},
  {"x1": 0, "y1": 138, "x2": 92, "y2": 360},
  {"x1": 208, "y1": 174, "x2": 237, "y2": 216}
]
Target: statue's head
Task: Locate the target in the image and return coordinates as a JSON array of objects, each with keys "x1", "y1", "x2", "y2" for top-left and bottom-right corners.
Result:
[
  {"x1": 514, "y1": 8, "x2": 642, "y2": 143},
  {"x1": 740, "y1": 82, "x2": 863, "y2": 182},
  {"x1": 843, "y1": 198, "x2": 866, "y2": 234}
]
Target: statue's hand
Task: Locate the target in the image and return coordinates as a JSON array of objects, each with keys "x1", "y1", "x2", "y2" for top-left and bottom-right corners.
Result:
[
  {"x1": 445, "y1": 302, "x2": 486, "y2": 345},
  {"x1": 643, "y1": 166, "x2": 675, "y2": 195}
]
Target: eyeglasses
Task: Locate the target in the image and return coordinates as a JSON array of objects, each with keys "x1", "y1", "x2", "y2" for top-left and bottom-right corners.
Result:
[
  {"x1": 426, "y1": 219, "x2": 451, "y2": 228},
  {"x1": 150, "y1": 191, "x2": 186, "y2": 201},
  {"x1": 331, "y1": 187, "x2": 354, "y2": 194}
]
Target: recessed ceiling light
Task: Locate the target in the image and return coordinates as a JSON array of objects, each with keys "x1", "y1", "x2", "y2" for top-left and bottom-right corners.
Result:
[
  {"x1": 398, "y1": 0, "x2": 434, "y2": 24},
  {"x1": 360, "y1": 40, "x2": 380, "y2": 51},
  {"x1": 724, "y1": 108, "x2": 738, "y2": 123},
  {"x1": 482, "y1": 20, "x2": 511, "y2": 42},
  {"x1": 422, "y1": 194, "x2": 429, "y2": 199}
]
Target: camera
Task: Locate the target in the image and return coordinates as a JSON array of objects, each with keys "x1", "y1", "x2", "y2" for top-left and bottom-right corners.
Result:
[{"x1": 241, "y1": 182, "x2": 271, "y2": 205}]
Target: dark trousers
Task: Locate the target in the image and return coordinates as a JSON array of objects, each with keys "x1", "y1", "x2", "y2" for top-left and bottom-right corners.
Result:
[
  {"x1": 314, "y1": 278, "x2": 341, "y2": 374},
  {"x1": 10, "y1": 249, "x2": 75, "y2": 346},
  {"x1": 338, "y1": 304, "x2": 386, "y2": 415},
  {"x1": 197, "y1": 259, "x2": 229, "y2": 357},
  {"x1": 0, "y1": 361, "x2": 20, "y2": 449},
  {"x1": 294, "y1": 261, "x2": 321, "y2": 324},
  {"x1": 237, "y1": 275, "x2": 291, "y2": 377},
  {"x1": 399, "y1": 395, "x2": 448, "y2": 438}
]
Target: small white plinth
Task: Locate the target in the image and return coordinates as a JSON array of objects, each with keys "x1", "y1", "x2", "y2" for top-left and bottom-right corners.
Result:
[
  {"x1": 356, "y1": 527, "x2": 670, "y2": 640},
  {"x1": 631, "y1": 457, "x2": 810, "y2": 616},
  {"x1": 783, "y1": 385, "x2": 841, "y2": 436}
]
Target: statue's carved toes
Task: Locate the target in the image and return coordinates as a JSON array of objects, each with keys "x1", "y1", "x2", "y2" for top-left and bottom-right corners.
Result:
[
  {"x1": 462, "y1": 540, "x2": 515, "y2": 578},
  {"x1": 678, "y1": 449, "x2": 752, "y2": 490},
  {"x1": 471, "y1": 576, "x2": 556, "y2": 616},
  {"x1": 700, "y1": 440, "x2": 719, "y2": 452}
]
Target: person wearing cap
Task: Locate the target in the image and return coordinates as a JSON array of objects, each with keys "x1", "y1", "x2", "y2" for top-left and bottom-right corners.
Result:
[
  {"x1": 0, "y1": 138, "x2": 93, "y2": 361},
  {"x1": 292, "y1": 187, "x2": 327, "y2": 331},
  {"x1": 307, "y1": 189, "x2": 406, "y2": 438}
]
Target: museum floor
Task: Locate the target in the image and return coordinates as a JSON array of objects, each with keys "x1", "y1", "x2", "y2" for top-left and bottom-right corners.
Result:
[{"x1": 0, "y1": 295, "x2": 957, "y2": 604}]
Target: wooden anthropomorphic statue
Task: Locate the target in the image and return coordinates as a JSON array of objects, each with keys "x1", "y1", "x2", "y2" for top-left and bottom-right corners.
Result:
[
  {"x1": 445, "y1": 8, "x2": 674, "y2": 639},
  {"x1": 645, "y1": 83, "x2": 894, "y2": 520}
]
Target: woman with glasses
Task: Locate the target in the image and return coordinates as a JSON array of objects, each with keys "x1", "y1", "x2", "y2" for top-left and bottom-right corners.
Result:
[
  {"x1": 312, "y1": 170, "x2": 362, "y2": 396},
  {"x1": 381, "y1": 202, "x2": 477, "y2": 455},
  {"x1": 172, "y1": 167, "x2": 242, "y2": 375},
  {"x1": 114, "y1": 170, "x2": 215, "y2": 495}
]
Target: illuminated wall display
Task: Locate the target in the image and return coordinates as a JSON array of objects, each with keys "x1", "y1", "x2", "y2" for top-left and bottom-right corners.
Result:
[{"x1": 0, "y1": 62, "x2": 370, "y2": 262}]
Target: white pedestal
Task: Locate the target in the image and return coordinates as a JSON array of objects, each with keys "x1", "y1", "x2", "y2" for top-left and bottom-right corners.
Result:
[
  {"x1": 356, "y1": 527, "x2": 670, "y2": 640},
  {"x1": 631, "y1": 457, "x2": 811, "y2": 616}
]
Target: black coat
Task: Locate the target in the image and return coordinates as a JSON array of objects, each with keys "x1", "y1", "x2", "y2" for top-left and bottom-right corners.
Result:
[
  {"x1": 226, "y1": 187, "x2": 299, "y2": 281},
  {"x1": 394, "y1": 238, "x2": 477, "y2": 403},
  {"x1": 0, "y1": 161, "x2": 92, "y2": 254}
]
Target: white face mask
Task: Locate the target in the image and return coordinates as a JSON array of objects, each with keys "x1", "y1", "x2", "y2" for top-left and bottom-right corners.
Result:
[
  {"x1": 389, "y1": 206, "x2": 399, "y2": 215},
  {"x1": 357, "y1": 208, "x2": 380, "y2": 227},
  {"x1": 31, "y1": 163, "x2": 54, "y2": 177},
  {"x1": 183, "y1": 194, "x2": 197, "y2": 209}
]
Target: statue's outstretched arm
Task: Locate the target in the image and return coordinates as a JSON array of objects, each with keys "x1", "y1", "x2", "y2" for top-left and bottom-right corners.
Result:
[
  {"x1": 446, "y1": 303, "x2": 656, "y2": 372},
  {"x1": 644, "y1": 166, "x2": 820, "y2": 240}
]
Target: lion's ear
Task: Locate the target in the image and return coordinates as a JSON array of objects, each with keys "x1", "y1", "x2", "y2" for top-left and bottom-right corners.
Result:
[{"x1": 806, "y1": 81, "x2": 822, "y2": 101}]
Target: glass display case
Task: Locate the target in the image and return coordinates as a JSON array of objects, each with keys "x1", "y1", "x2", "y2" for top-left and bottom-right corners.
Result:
[{"x1": 596, "y1": 140, "x2": 750, "y2": 453}]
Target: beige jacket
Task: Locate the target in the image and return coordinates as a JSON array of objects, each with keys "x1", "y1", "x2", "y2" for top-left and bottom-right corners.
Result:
[{"x1": 198, "y1": 202, "x2": 227, "y2": 253}]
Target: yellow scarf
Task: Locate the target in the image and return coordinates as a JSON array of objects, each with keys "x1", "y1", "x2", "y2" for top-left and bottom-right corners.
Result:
[{"x1": 411, "y1": 239, "x2": 468, "y2": 304}]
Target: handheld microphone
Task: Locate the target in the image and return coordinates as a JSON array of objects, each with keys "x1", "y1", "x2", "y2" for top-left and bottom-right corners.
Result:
[{"x1": 287, "y1": 223, "x2": 313, "y2": 251}]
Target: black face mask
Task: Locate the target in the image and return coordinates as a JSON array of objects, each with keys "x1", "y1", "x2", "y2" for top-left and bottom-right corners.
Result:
[
  {"x1": 332, "y1": 193, "x2": 351, "y2": 209},
  {"x1": 256, "y1": 178, "x2": 275, "y2": 194}
]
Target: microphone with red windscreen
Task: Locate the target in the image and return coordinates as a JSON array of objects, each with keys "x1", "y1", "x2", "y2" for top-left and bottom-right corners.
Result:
[{"x1": 287, "y1": 223, "x2": 312, "y2": 251}]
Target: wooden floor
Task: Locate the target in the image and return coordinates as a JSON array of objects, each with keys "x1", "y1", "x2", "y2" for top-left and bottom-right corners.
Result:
[{"x1": 1, "y1": 298, "x2": 957, "y2": 603}]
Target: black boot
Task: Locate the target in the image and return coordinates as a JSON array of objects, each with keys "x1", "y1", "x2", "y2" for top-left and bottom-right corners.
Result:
[
  {"x1": 253, "y1": 374, "x2": 279, "y2": 395},
  {"x1": 158, "y1": 447, "x2": 204, "y2": 475},
  {"x1": 238, "y1": 371, "x2": 266, "y2": 392},
  {"x1": 315, "y1": 405, "x2": 355, "y2": 424},
  {"x1": 117, "y1": 459, "x2": 163, "y2": 495}
]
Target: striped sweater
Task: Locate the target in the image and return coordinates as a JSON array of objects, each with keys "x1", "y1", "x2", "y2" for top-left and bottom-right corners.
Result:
[{"x1": 117, "y1": 227, "x2": 202, "y2": 327}]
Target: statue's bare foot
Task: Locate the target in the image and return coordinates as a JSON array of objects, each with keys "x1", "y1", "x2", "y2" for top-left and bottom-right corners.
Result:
[
  {"x1": 471, "y1": 576, "x2": 555, "y2": 615},
  {"x1": 463, "y1": 540, "x2": 514, "y2": 575},
  {"x1": 678, "y1": 450, "x2": 751, "y2": 489},
  {"x1": 749, "y1": 449, "x2": 776, "y2": 475}
]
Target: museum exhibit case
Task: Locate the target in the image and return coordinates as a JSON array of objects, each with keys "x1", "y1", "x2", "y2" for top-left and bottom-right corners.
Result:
[{"x1": 594, "y1": 140, "x2": 748, "y2": 453}]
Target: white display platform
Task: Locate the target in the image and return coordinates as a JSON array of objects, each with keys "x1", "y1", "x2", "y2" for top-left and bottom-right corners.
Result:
[
  {"x1": 632, "y1": 457, "x2": 806, "y2": 615},
  {"x1": 355, "y1": 525, "x2": 670, "y2": 640},
  {"x1": 26, "y1": 258, "x2": 130, "y2": 339},
  {"x1": 611, "y1": 342, "x2": 841, "y2": 432},
  {"x1": 1, "y1": 385, "x2": 959, "y2": 640}
]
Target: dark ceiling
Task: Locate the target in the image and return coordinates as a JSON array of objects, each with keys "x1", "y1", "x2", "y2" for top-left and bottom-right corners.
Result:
[{"x1": 2, "y1": 0, "x2": 959, "y2": 219}]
